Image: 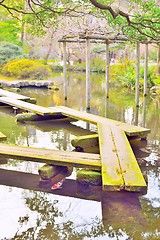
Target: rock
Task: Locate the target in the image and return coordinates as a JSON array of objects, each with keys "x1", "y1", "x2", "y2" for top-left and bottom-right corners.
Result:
[
  {"x1": 0, "y1": 80, "x2": 56, "y2": 88},
  {"x1": 71, "y1": 134, "x2": 99, "y2": 152},
  {"x1": 38, "y1": 164, "x2": 73, "y2": 180},
  {"x1": 76, "y1": 169, "x2": 102, "y2": 186},
  {"x1": 16, "y1": 112, "x2": 41, "y2": 122}
]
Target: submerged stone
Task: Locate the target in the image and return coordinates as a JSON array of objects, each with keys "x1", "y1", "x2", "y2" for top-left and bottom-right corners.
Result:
[
  {"x1": 16, "y1": 112, "x2": 41, "y2": 122},
  {"x1": 71, "y1": 134, "x2": 99, "y2": 151},
  {"x1": 76, "y1": 169, "x2": 102, "y2": 186},
  {"x1": 38, "y1": 164, "x2": 73, "y2": 180}
]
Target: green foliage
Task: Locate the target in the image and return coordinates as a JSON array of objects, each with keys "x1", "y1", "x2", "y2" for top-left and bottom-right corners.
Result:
[
  {"x1": 2, "y1": 58, "x2": 52, "y2": 79},
  {"x1": 0, "y1": 20, "x2": 21, "y2": 44},
  {"x1": 110, "y1": 60, "x2": 159, "y2": 89},
  {"x1": 92, "y1": 45, "x2": 106, "y2": 54},
  {"x1": 50, "y1": 62, "x2": 63, "y2": 71},
  {"x1": 110, "y1": 59, "x2": 136, "y2": 88},
  {"x1": 0, "y1": 42, "x2": 26, "y2": 65},
  {"x1": 95, "y1": 0, "x2": 160, "y2": 42},
  {"x1": 140, "y1": 65, "x2": 157, "y2": 86},
  {"x1": 74, "y1": 58, "x2": 106, "y2": 73},
  {"x1": 90, "y1": 57, "x2": 106, "y2": 73},
  {"x1": 153, "y1": 76, "x2": 160, "y2": 86}
]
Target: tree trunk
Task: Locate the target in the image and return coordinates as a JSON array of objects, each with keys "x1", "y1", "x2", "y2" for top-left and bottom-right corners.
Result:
[
  {"x1": 157, "y1": 44, "x2": 160, "y2": 75},
  {"x1": 44, "y1": 29, "x2": 55, "y2": 64}
]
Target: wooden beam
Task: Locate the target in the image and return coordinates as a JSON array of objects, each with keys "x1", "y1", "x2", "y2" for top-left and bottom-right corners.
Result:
[
  {"x1": 0, "y1": 144, "x2": 101, "y2": 170},
  {"x1": 0, "y1": 89, "x2": 30, "y2": 101},
  {"x1": 98, "y1": 123, "x2": 124, "y2": 191},
  {"x1": 56, "y1": 106, "x2": 150, "y2": 138},
  {"x1": 0, "y1": 97, "x2": 61, "y2": 116},
  {"x1": 80, "y1": 34, "x2": 128, "y2": 42},
  {"x1": 98, "y1": 124, "x2": 147, "y2": 192},
  {"x1": 110, "y1": 127, "x2": 147, "y2": 192}
]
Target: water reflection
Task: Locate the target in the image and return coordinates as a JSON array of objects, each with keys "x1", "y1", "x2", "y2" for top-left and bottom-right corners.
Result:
[
  {"x1": 142, "y1": 97, "x2": 147, "y2": 128},
  {"x1": 0, "y1": 75, "x2": 160, "y2": 239},
  {"x1": 0, "y1": 169, "x2": 147, "y2": 240}
]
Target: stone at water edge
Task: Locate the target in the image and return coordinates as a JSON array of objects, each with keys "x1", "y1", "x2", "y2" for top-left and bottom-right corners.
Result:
[
  {"x1": 76, "y1": 169, "x2": 102, "y2": 186},
  {"x1": 38, "y1": 164, "x2": 73, "y2": 180}
]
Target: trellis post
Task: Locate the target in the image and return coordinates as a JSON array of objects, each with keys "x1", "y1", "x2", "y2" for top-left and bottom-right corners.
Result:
[
  {"x1": 106, "y1": 40, "x2": 110, "y2": 98},
  {"x1": 63, "y1": 41, "x2": 67, "y2": 100},
  {"x1": 86, "y1": 38, "x2": 91, "y2": 110},
  {"x1": 144, "y1": 43, "x2": 148, "y2": 96},
  {"x1": 135, "y1": 42, "x2": 140, "y2": 107}
]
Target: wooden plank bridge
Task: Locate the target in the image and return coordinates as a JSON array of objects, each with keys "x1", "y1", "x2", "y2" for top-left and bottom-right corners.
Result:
[
  {"x1": 0, "y1": 131, "x2": 6, "y2": 141},
  {"x1": 0, "y1": 89, "x2": 151, "y2": 192},
  {"x1": 0, "y1": 88, "x2": 31, "y2": 101}
]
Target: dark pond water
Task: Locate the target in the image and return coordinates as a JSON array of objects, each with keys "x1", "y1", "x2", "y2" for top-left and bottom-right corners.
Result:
[{"x1": 0, "y1": 73, "x2": 159, "y2": 240}]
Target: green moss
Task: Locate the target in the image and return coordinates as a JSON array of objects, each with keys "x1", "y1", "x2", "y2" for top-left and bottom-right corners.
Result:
[{"x1": 76, "y1": 169, "x2": 102, "y2": 186}]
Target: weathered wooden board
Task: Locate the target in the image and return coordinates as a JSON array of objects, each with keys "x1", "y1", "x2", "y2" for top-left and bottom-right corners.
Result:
[
  {"x1": 0, "y1": 89, "x2": 30, "y2": 101},
  {"x1": 111, "y1": 127, "x2": 147, "y2": 192},
  {"x1": 98, "y1": 123, "x2": 124, "y2": 191},
  {"x1": 0, "y1": 131, "x2": 6, "y2": 141},
  {"x1": 0, "y1": 97, "x2": 61, "y2": 116},
  {"x1": 0, "y1": 144, "x2": 101, "y2": 170},
  {"x1": 57, "y1": 106, "x2": 150, "y2": 138}
]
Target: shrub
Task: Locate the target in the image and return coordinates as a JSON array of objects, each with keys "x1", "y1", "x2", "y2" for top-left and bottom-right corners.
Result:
[
  {"x1": 110, "y1": 59, "x2": 136, "y2": 86},
  {"x1": 2, "y1": 58, "x2": 52, "y2": 79},
  {"x1": 90, "y1": 58, "x2": 106, "y2": 73},
  {"x1": 110, "y1": 59, "x2": 159, "y2": 89},
  {"x1": 0, "y1": 42, "x2": 26, "y2": 66},
  {"x1": 140, "y1": 65, "x2": 158, "y2": 87}
]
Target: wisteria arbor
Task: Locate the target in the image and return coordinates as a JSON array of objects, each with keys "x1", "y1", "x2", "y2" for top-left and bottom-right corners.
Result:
[{"x1": 0, "y1": 0, "x2": 159, "y2": 108}]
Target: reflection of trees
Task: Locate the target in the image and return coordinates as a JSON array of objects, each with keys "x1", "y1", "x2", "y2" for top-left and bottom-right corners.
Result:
[
  {"x1": 50, "y1": 130, "x2": 71, "y2": 151},
  {"x1": 0, "y1": 114, "x2": 27, "y2": 144},
  {"x1": 11, "y1": 187, "x2": 160, "y2": 240},
  {"x1": 13, "y1": 191, "x2": 105, "y2": 240}
]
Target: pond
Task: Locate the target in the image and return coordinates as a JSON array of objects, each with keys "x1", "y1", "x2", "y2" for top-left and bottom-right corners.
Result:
[{"x1": 0, "y1": 73, "x2": 159, "y2": 240}]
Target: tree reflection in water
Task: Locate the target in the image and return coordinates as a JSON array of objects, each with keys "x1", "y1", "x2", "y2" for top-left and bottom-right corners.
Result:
[{"x1": 0, "y1": 77, "x2": 159, "y2": 239}]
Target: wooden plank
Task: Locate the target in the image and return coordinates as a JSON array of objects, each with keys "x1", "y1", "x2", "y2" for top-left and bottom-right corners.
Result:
[
  {"x1": 0, "y1": 144, "x2": 101, "y2": 170},
  {"x1": 0, "y1": 97, "x2": 61, "y2": 116},
  {"x1": 98, "y1": 123, "x2": 124, "y2": 191},
  {"x1": 57, "y1": 106, "x2": 150, "y2": 138},
  {"x1": 57, "y1": 106, "x2": 105, "y2": 124},
  {"x1": 0, "y1": 132, "x2": 6, "y2": 141},
  {"x1": 111, "y1": 127, "x2": 147, "y2": 192},
  {"x1": 0, "y1": 89, "x2": 30, "y2": 101}
]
